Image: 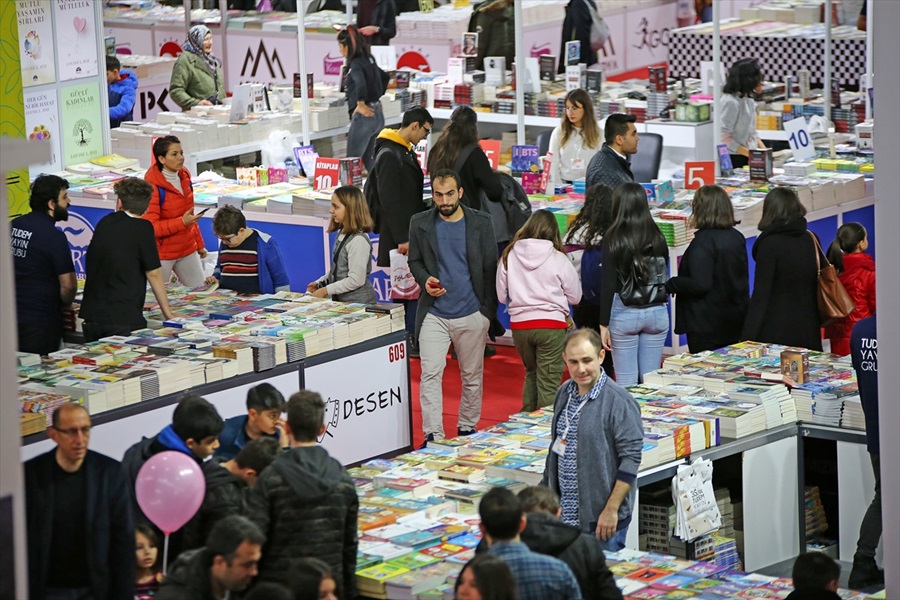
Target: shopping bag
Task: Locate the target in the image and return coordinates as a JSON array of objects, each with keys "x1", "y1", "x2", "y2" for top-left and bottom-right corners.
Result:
[
  {"x1": 672, "y1": 458, "x2": 722, "y2": 542},
  {"x1": 583, "y1": 0, "x2": 611, "y2": 52},
  {"x1": 389, "y1": 249, "x2": 421, "y2": 300}
]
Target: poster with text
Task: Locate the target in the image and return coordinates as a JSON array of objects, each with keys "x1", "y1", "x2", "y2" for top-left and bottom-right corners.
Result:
[
  {"x1": 24, "y1": 89, "x2": 62, "y2": 176},
  {"x1": 53, "y1": 0, "x2": 98, "y2": 81},
  {"x1": 60, "y1": 82, "x2": 103, "y2": 166},
  {"x1": 17, "y1": 0, "x2": 56, "y2": 87}
]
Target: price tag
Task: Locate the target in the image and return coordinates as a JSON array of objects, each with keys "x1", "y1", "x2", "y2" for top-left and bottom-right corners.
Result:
[
  {"x1": 414, "y1": 139, "x2": 428, "y2": 172},
  {"x1": 683, "y1": 161, "x2": 716, "y2": 190},
  {"x1": 783, "y1": 117, "x2": 816, "y2": 162},
  {"x1": 313, "y1": 157, "x2": 340, "y2": 191},
  {"x1": 479, "y1": 139, "x2": 501, "y2": 170}
]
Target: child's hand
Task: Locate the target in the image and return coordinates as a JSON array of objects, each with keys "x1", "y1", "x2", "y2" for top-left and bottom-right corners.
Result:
[
  {"x1": 306, "y1": 282, "x2": 318, "y2": 293},
  {"x1": 205, "y1": 275, "x2": 218, "y2": 285}
]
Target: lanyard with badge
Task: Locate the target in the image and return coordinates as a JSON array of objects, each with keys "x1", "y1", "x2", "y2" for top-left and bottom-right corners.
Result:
[{"x1": 551, "y1": 393, "x2": 589, "y2": 457}]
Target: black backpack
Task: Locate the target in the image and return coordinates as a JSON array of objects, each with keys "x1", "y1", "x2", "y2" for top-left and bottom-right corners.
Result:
[
  {"x1": 580, "y1": 245, "x2": 604, "y2": 305},
  {"x1": 495, "y1": 171, "x2": 532, "y2": 238},
  {"x1": 363, "y1": 146, "x2": 392, "y2": 234}
]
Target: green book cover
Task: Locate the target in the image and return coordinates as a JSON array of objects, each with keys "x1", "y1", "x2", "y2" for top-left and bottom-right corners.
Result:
[{"x1": 60, "y1": 82, "x2": 103, "y2": 166}]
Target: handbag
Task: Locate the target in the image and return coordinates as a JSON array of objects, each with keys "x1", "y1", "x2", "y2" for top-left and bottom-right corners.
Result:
[
  {"x1": 389, "y1": 249, "x2": 421, "y2": 301},
  {"x1": 808, "y1": 231, "x2": 855, "y2": 325},
  {"x1": 583, "y1": 0, "x2": 610, "y2": 52},
  {"x1": 619, "y1": 254, "x2": 668, "y2": 307}
]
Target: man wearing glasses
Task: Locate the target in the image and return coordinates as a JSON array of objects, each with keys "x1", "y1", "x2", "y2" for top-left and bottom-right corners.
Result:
[
  {"x1": 408, "y1": 168, "x2": 499, "y2": 445},
  {"x1": 205, "y1": 205, "x2": 291, "y2": 294},
  {"x1": 24, "y1": 402, "x2": 134, "y2": 600},
  {"x1": 367, "y1": 106, "x2": 435, "y2": 357}
]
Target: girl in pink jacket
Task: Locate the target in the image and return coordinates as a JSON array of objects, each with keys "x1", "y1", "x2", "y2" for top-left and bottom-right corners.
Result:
[{"x1": 497, "y1": 210, "x2": 582, "y2": 411}]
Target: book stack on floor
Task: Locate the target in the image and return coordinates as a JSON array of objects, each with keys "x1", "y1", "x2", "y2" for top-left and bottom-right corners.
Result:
[{"x1": 804, "y1": 485, "x2": 838, "y2": 557}]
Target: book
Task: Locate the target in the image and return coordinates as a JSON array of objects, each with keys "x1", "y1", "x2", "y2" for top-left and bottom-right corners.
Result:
[{"x1": 539, "y1": 55, "x2": 556, "y2": 82}]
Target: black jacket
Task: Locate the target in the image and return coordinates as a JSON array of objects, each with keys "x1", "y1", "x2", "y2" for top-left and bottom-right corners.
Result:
[
  {"x1": 155, "y1": 548, "x2": 233, "y2": 600},
  {"x1": 359, "y1": 0, "x2": 397, "y2": 46},
  {"x1": 559, "y1": 0, "x2": 599, "y2": 72},
  {"x1": 408, "y1": 205, "x2": 499, "y2": 339},
  {"x1": 25, "y1": 449, "x2": 134, "y2": 600},
  {"x1": 471, "y1": 0, "x2": 514, "y2": 71},
  {"x1": 246, "y1": 445, "x2": 358, "y2": 597},
  {"x1": 372, "y1": 132, "x2": 427, "y2": 267},
  {"x1": 666, "y1": 227, "x2": 749, "y2": 342},
  {"x1": 476, "y1": 513, "x2": 623, "y2": 600},
  {"x1": 585, "y1": 144, "x2": 634, "y2": 191},
  {"x1": 182, "y1": 457, "x2": 249, "y2": 551},
  {"x1": 742, "y1": 218, "x2": 823, "y2": 350},
  {"x1": 598, "y1": 232, "x2": 669, "y2": 326},
  {"x1": 453, "y1": 145, "x2": 503, "y2": 211}
]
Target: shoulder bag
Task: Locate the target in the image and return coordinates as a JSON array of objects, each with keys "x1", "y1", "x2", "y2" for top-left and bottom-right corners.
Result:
[
  {"x1": 808, "y1": 231, "x2": 855, "y2": 325},
  {"x1": 619, "y1": 254, "x2": 668, "y2": 307}
]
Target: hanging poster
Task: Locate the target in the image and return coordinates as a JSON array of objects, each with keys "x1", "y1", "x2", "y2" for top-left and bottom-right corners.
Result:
[
  {"x1": 16, "y1": 0, "x2": 56, "y2": 87},
  {"x1": 53, "y1": 0, "x2": 99, "y2": 81},
  {"x1": 60, "y1": 82, "x2": 103, "y2": 166},
  {"x1": 24, "y1": 89, "x2": 62, "y2": 176}
]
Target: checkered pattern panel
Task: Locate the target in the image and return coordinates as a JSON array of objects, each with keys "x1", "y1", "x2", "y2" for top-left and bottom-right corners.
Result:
[{"x1": 668, "y1": 31, "x2": 866, "y2": 86}]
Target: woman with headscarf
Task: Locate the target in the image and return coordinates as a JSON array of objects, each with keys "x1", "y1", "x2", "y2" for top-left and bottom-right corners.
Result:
[{"x1": 170, "y1": 25, "x2": 225, "y2": 111}]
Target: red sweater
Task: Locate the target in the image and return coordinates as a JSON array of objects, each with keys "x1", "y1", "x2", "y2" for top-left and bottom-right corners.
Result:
[
  {"x1": 825, "y1": 252, "x2": 876, "y2": 356},
  {"x1": 143, "y1": 166, "x2": 205, "y2": 261}
]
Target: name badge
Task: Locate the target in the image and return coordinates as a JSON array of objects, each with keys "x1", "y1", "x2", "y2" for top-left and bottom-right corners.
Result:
[
  {"x1": 552, "y1": 437, "x2": 567, "y2": 456},
  {"x1": 571, "y1": 157, "x2": 585, "y2": 170}
]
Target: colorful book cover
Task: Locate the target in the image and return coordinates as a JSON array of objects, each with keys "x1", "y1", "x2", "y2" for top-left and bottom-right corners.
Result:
[
  {"x1": 521, "y1": 172, "x2": 542, "y2": 194},
  {"x1": 651, "y1": 573, "x2": 698, "y2": 590},
  {"x1": 24, "y1": 88, "x2": 62, "y2": 175},
  {"x1": 53, "y1": 0, "x2": 99, "y2": 81},
  {"x1": 627, "y1": 567, "x2": 674, "y2": 583},
  {"x1": 386, "y1": 551, "x2": 442, "y2": 571},
  {"x1": 59, "y1": 82, "x2": 104, "y2": 166},
  {"x1": 511, "y1": 145, "x2": 540, "y2": 173},
  {"x1": 17, "y1": 0, "x2": 56, "y2": 86}
]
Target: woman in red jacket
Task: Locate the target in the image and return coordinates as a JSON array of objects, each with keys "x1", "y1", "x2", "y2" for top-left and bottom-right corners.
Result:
[
  {"x1": 143, "y1": 135, "x2": 207, "y2": 287},
  {"x1": 825, "y1": 223, "x2": 876, "y2": 356}
]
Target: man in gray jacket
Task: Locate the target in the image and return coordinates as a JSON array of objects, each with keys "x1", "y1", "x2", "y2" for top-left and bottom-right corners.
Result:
[
  {"x1": 585, "y1": 113, "x2": 639, "y2": 190},
  {"x1": 541, "y1": 328, "x2": 643, "y2": 552},
  {"x1": 408, "y1": 168, "x2": 499, "y2": 443}
]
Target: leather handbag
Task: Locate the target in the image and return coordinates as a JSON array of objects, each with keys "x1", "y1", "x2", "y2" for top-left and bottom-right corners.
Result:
[
  {"x1": 619, "y1": 254, "x2": 668, "y2": 307},
  {"x1": 809, "y1": 231, "x2": 855, "y2": 325}
]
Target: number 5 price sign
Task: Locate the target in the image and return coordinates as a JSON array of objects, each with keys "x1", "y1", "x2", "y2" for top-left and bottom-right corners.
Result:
[
  {"x1": 783, "y1": 116, "x2": 816, "y2": 162},
  {"x1": 313, "y1": 157, "x2": 341, "y2": 191},
  {"x1": 683, "y1": 161, "x2": 716, "y2": 190}
]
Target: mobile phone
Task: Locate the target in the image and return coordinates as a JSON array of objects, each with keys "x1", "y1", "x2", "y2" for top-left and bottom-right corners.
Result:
[
  {"x1": 427, "y1": 281, "x2": 443, "y2": 290},
  {"x1": 197, "y1": 207, "x2": 211, "y2": 216}
]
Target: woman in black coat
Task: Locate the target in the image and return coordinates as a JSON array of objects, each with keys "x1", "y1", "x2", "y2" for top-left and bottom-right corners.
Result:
[
  {"x1": 742, "y1": 187, "x2": 823, "y2": 350},
  {"x1": 558, "y1": 0, "x2": 599, "y2": 72},
  {"x1": 666, "y1": 185, "x2": 749, "y2": 353}
]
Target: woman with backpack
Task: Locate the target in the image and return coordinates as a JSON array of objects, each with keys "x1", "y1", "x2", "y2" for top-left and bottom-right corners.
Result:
[
  {"x1": 598, "y1": 182, "x2": 670, "y2": 385},
  {"x1": 338, "y1": 26, "x2": 389, "y2": 172},
  {"x1": 497, "y1": 210, "x2": 581, "y2": 411}
]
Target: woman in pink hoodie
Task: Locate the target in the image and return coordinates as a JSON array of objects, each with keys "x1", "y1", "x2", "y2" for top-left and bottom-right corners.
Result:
[{"x1": 497, "y1": 210, "x2": 582, "y2": 411}]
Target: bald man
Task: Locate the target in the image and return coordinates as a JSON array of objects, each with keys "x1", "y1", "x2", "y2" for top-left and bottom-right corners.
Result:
[{"x1": 24, "y1": 403, "x2": 134, "y2": 600}]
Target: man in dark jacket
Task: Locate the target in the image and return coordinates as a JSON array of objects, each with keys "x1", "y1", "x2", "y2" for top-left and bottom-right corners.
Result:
[
  {"x1": 24, "y1": 402, "x2": 134, "y2": 600},
  {"x1": 106, "y1": 55, "x2": 138, "y2": 128},
  {"x1": 157, "y1": 515, "x2": 265, "y2": 600},
  {"x1": 558, "y1": 0, "x2": 600, "y2": 72},
  {"x1": 358, "y1": 0, "x2": 397, "y2": 46},
  {"x1": 246, "y1": 390, "x2": 359, "y2": 597},
  {"x1": 183, "y1": 437, "x2": 280, "y2": 551},
  {"x1": 585, "y1": 113, "x2": 638, "y2": 190},
  {"x1": 122, "y1": 394, "x2": 224, "y2": 561},
  {"x1": 369, "y1": 106, "x2": 434, "y2": 354}
]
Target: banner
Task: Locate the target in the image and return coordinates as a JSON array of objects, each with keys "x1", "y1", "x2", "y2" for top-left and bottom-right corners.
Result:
[
  {"x1": 59, "y1": 82, "x2": 103, "y2": 166},
  {"x1": 24, "y1": 89, "x2": 62, "y2": 177},
  {"x1": 2, "y1": 0, "x2": 31, "y2": 217},
  {"x1": 53, "y1": 0, "x2": 99, "y2": 81},
  {"x1": 16, "y1": 0, "x2": 56, "y2": 87}
]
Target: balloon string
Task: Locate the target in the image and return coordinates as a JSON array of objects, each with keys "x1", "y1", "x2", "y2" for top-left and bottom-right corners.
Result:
[{"x1": 163, "y1": 533, "x2": 171, "y2": 577}]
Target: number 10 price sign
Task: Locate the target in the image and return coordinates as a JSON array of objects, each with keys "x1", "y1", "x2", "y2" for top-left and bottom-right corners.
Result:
[
  {"x1": 783, "y1": 117, "x2": 816, "y2": 162},
  {"x1": 313, "y1": 157, "x2": 341, "y2": 191}
]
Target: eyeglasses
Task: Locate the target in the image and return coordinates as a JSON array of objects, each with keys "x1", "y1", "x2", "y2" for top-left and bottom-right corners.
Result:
[
  {"x1": 52, "y1": 426, "x2": 92, "y2": 437},
  {"x1": 565, "y1": 105, "x2": 584, "y2": 113},
  {"x1": 217, "y1": 232, "x2": 238, "y2": 242}
]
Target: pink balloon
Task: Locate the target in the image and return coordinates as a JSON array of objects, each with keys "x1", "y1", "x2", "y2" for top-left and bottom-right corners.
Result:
[{"x1": 135, "y1": 451, "x2": 205, "y2": 534}]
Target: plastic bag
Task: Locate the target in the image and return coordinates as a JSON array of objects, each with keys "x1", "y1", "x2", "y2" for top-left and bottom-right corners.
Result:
[{"x1": 389, "y1": 249, "x2": 421, "y2": 300}]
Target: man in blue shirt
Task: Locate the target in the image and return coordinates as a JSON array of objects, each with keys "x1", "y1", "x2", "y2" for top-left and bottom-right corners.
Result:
[
  {"x1": 10, "y1": 174, "x2": 76, "y2": 355},
  {"x1": 481, "y1": 487, "x2": 582, "y2": 600},
  {"x1": 408, "y1": 168, "x2": 499, "y2": 443}
]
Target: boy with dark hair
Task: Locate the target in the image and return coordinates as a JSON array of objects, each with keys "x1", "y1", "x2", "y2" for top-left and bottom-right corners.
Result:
[
  {"x1": 184, "y1": 437, "x2": 280, "y2": 551},
  {"x1": 122, "y1": 395, "x2": 224, "y2": 561},
  {"x1": 11, "y1": 174, "x2": 76, "y2": 355},
  {"x1": 106, "y1": 55, "x2": 138, "y2": 128},
  {"x1": 206, "y1": 205, "x2": 291, "y2": 294},
  {"x1": 480, "y1": 487, "x2": 582, "y2": 600},
  {"x1": 585, "y1": 113, "x2": 639, "y2": 190},
  {"x1": 216, "y1": 383, "x2": 287, "y2": 460},
  {"x1": 80, "y1": 177, "x2": 175, "y2": 342},
  {"x1": 247, "y1": 390, "x2": 358, "y2": 597},
  {"x1": 157, "y1": 515, "x2": 265, "y2": 600},
  {"x1": 786, "y1": 553, "x2": 841, "y2": 599}
]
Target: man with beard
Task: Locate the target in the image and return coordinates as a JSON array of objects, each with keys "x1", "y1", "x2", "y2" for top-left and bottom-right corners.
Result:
[
  {"x1": 408, "y1": 168, "x2": 498, "y2": 444},
  {"x1": 10, "y1": 174, "x2": 77, "y2": 355}
]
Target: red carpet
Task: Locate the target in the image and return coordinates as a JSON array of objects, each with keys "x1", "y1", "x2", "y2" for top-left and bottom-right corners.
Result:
[{"x1": 409, "y1": 345, "x2": 526, "y2": 448}]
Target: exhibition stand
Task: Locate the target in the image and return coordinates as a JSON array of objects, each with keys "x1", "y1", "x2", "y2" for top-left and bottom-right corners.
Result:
[{"x1": 20, "y1": 332, "x2": 413, "y2": 468}]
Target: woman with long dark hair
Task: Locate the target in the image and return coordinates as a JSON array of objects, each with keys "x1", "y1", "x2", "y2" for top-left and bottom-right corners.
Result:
[
  {"x1": 498, "y1": 210, "x2": 581, "y2": 411},
  {"x1": 721, "y1": 57, "x2": 766, "y2": 168},
  {"x1": 598, "y1": 182, "x2": 669, "y2": 385},
  {"x1": 547, "y1": 89, "x2": 601, "y2": 192},
  {"x1": 455, "y1": 554, "x2": 518, "y2": 600},
  {"x1": 337, "y1": 25, "x2": 388, "y2": 171},
  {"x1": 742, "y1": 187, "x2": 822, "y2": 350},
  {"x1": 665, "y1": 185, "x2": 749, "y2": 352},
  {"x1": 286, "y1": 557, "x2": 339, "y2": 600},
  {"x1": 143, "y1": 135, "x2": 207, "y2": 287}
]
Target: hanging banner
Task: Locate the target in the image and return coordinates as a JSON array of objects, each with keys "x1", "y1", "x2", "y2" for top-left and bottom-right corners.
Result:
[
  {"x1": 24, "y1": 89, "x2": 62, "y2": 176},
  {"x1": 3, "y1": 0, "x2": 31, "y2": 217},
  {"x1": 59, "y1": 82, "x2": 103, "y2": 166},
  {"x1": 16, "y1": 0, "x2": 56, "y2": 87},
  {"x1": 53, "y1": 0, "x2": 99, "y2": 81}
]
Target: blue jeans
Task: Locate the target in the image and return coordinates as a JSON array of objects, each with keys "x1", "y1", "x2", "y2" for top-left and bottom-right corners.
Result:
[
  {"x1": 598, "y1": 527, "x2": 628, "y2": 553},
  {"x1": 347, "y1": 102, "x2": 384, "y2": 172},
  {"x1": 608, "y1": 295, "x2": 669, "y2": 386}
]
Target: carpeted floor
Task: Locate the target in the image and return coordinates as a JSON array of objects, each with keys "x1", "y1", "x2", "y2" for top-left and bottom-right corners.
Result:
[{"x1": 409, "y1": 344, "x2": 528, "y2": 448}]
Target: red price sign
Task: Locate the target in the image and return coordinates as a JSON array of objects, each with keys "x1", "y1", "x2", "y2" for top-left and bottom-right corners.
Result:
[
  {"x1": 414, "y1": 139, "x2": 428, "y2": 172},
  {"x1": 479, "y1": 139, "x2": 501, "y2": 170},
  {"x1": 313, "y1": 157, "x2": 341, "y2": 190},
  {"x1": 684, "y1": 161, "x2": 716, "y2": 190}
]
